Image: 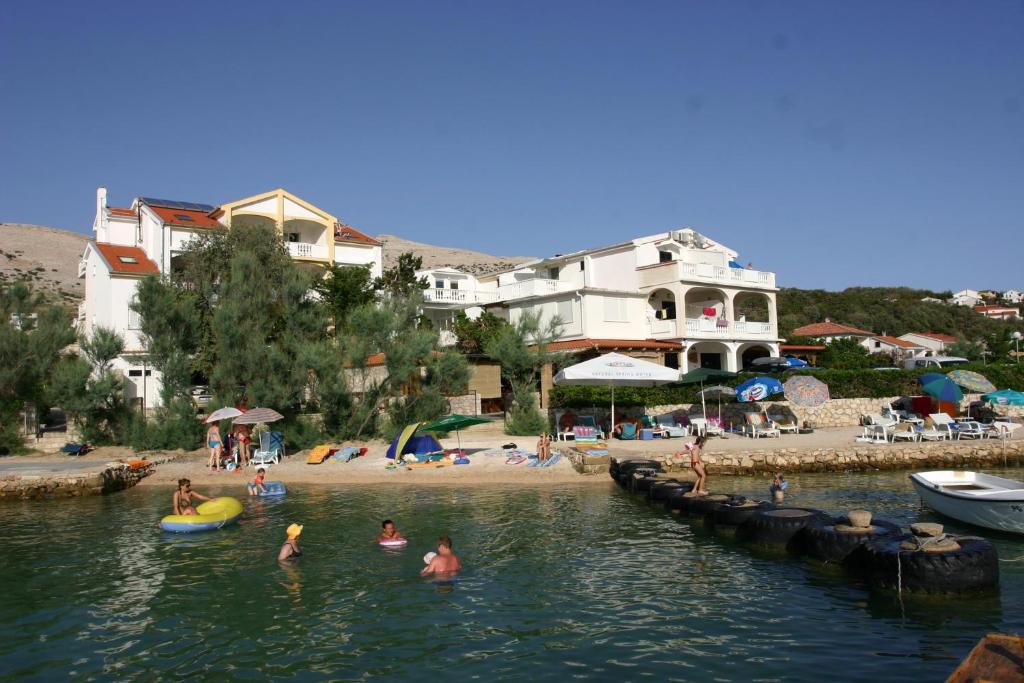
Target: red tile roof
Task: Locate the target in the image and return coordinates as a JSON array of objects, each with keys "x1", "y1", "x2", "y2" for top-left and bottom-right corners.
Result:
[
  {"x1": 911, "y1": 332, "x2": 957, "y2": 343},
  {"x1": 148, "y1": 205, "x2": 223, "y2": 228},
  {"x1": 874, "y1": 335, "x2": 921, "y2": 349},
  {"x1": 780, "y1": 344, "x2": 826, "y2": 351},
  {"x1": 94, "y1": 243, "x2": 159, "y2": 276},
  {"x1": 334, "y1": 222, "x2": 381, "y2": 246},
  {"x1": 108, "y1": 207, "x2": 136, "y2": 217},
  {"x1": 544, "y1": 338, "x2": 684, "y2": 352},
  {"x1": 974, "y1": 305, "x2": 1018, "y2": 312},
  {"x1": 791, "y1": 321, "x2": 873, "y2": 337}
]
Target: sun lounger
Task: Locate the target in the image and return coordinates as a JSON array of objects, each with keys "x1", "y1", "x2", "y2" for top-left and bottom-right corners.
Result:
[
  {"x1": 252, "y1": 432, "x2": 283, "y2": 467},
  {"x1": 929, "y1": 413, "x2": 961, "y2": 440},
  {"x1": 306, "y1": 444, "x2": 335, "y2": 464},
  {"x1": 744, "y1": 414, "x2": 780, "y2": 439},
  {"x1": 890, "y1": 422, "x2": 920, "y2": 442},
  {"x1": 957, "y1": 420, "x2": 989, "y2": 439},
  {"x1": 654, "y1": 414, "x2": 687, "y2": 438},
  {"x1": 554, "y1": 409, "x2": 577, "y2": 442},
  {"x1": 766, "y1": 412, "x2": 799, "y2": 434},
  {"x1": 573, "y1": 425, "x2": 600, "y2": 444}
]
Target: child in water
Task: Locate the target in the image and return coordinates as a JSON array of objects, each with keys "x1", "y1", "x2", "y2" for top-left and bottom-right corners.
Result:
[
  {"x1": 377, "y1": 519, "x2": 405, "y2": 543},
  {"x1": 770, "y1": 472, "x2": 788, "y2": 502},
  {"x1": 248, "y1": 467, "x2": 267, "y2": 496}
]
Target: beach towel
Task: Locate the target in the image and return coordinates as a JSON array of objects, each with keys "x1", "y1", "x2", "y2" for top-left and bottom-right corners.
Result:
[
  {"x1": 505, "y1": 455, "x2": 527, "y2": 465},
  {"x1": 330, "y1": 446, "x2": 359, "y2": 463},
  {"x1": 306, "y1": 445, "x2": 334, "y2": 465}
]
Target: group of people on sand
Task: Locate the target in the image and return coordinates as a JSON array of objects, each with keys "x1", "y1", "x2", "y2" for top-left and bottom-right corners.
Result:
[{"x1": 206, "y1": 421, "x2": 252, "y2": 471}]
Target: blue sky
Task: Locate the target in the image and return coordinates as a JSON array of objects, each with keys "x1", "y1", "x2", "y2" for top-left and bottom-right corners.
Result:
[{"x1": 2, "y1": 1, "x2": 1022, "y2": 291}]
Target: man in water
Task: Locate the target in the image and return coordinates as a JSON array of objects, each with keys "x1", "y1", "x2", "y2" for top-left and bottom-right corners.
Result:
[
  {"x1": 377, "y1": 519, "x2": 405, "y2": 543},
  {"x1": 172, "y1": 478, "x2": 211, "y2": 516},
  {"x1": 421, "y1": 534, "x2": 462, "y2": 576}
]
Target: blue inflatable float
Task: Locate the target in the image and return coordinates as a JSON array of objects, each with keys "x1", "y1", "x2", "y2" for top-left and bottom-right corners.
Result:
[{"x1": 257, "y1": 481, "x2": 287, "y2": 496}]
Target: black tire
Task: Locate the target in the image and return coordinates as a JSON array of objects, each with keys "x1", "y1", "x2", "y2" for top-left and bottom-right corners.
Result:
[
  {"x1": 615, "y1": 471, "x2": 632, "y2": 488},
  {"x1": 649, "y1": 480, "x2": 683, "y2": 502},
  {"x1": 795, "y1": 517, "x2": 901, "y2": 564},
  {"x1": 631, "y1": 475, "x2": 658, "y2": 494},
  {"x1": 664, "y1": 484, "x2": 696, "y2": 510},
  {"x1": 710, "y1": 500, "x2": 773, "y2": 528},
  {"x1": 853, "y1": 535, "x2": 999, "y2": 594},
  {"x1": 617, "y1": 460, "x2": 662, "y2": 475},
  {"x1": 674, "y1": 493, "x2": 733, "y2": 516},
  {"x1": 737, "y1": 507, "x2": 831, "y2": 548}
]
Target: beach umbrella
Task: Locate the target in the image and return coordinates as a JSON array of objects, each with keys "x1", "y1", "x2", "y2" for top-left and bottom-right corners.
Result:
[
  {"x1": 553, "y1": 353, "x2": 679, "y2": 429},
  {"x1": 205, "y1": 406, "x2": 243, "y2": 423},
  {"x1": 919, "y1": 373, "x2": 964, "y2": 404},
  {"x1": 735, "y1": 376, "x2": 785, "y2": 402},
  {"x1": 678, "y1": 367, "x2": 738, "y2": 418},
  {"x1": 784, "y1": 356, "x2": 809, "y2": 368},
  {"x1": 232, "y1": 407, "x2": 284, "y2": 425},
  {"x1": 783, "y1": 375, "x2": 830, "y2": 408},
  {"x1": 700, "y1": 385, "x2": 736, "y2": 423},
  {"x1": 947, "y1": 369, "x2": 996, "y2": 394},
  {"x1": 422, "y1": 414, "x2": 489, "y2": 453},
  {"x1": 981, "y1": 389, "x2": 1024, "y2": 406}
]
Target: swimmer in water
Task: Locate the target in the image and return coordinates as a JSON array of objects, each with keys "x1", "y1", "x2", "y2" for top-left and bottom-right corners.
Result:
[
  {"x1": 278, "y1": 523, "x2": 303, "y2": 561},
  {"x1": 377, "y1": 519, "x2": 405, "y2": 543},
  {"x1": 421, "y1": 534, "x2": 462, "y2": 576}
]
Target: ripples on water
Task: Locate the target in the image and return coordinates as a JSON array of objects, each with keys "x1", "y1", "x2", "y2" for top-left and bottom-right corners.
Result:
[{"x1": 1, "y1": 470, "x2": 1023, "y2": 681}]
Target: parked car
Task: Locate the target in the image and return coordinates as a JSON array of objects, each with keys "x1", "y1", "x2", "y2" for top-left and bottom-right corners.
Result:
[
  {"x1": 190, "y1": 385, "x2": 214, "y2": 409},
  {"x1": 902, "y1": 356, "x2": 969, "y2": 370}
]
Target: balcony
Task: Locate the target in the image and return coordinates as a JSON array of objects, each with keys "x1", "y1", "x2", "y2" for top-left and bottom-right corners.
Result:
[
  {"x1": 78, "y1": 259, "x2": 87, "y2": 279},
  {"x1": 683, "y1": 318, "x2": 777, "y2": 340},
  {"x1": 422, "y1": 288, "x2": 499, "y2": 306},
  {"x1": 287, "y1": 242, "x2": 328, "y2": 260},
  {"x1": 76, "y1": 302, "x2": 86, "y2": 327},
  {"x1": 638, "y1": 261, "x2": 776, "y2": 290},
  {"x1": 647, "y1": 317, "x2": 678, "y2": 338},
  {"x1": 496, "y1": 278, "x2": 570, "y2": 301}
]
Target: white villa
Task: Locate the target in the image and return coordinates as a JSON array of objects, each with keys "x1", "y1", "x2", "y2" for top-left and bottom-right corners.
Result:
[
  {"x1": 950, "y1": 289, "x2": 983, "y2": 307},
  {"x1": 79, "y1": 187, "x2": 383, "y2": 408},
  {"x1": 1003, "y1": 290, "x2": 1024, "y2": 304},
  {"x1": 418, "y1": 229, "x2": 781, "y2": 372}
]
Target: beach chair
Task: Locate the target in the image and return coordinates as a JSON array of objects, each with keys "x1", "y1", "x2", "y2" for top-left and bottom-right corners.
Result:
[
  {"x1": 251, "y1": 432, "x2": 283, "y2": 467},
  {"x1": 572, "y1": 425, "x2": 599, "y2": 444},
  {"x1": 744, "y1": 413, "x2": 780, "y2": 439},
  {"x1": 919, "y1": 415, "x2": 954, "y2": 441},
  {"x1": 890, "y1": 422, "x2": 920, "y2": 443},
  {"x1": 988, "y1": 421, "x2": 1021, "y2": 440},
  {"x1": 639, "y1": 415, "x2": 669, "y2": 439},
  {"x1": 957, "y1": 420, "x2": 989, "y2": 440},
  {"x1": 929, "y1": 413, "x2": 961, "y2": 440},
  {"x1": 576, "y1": 415, "x2": 605, "y2": 439},
  {"x1": 554, "y1": 410, "x2": 577, "y2": 442},
  {"x1": 766, "y1": 411, "x2": 799, "y2": 434},
  {"x1": 655, "y1": 413, "x2": 687, "y2": 438},
  {"x1": 689, "y1": 417, "x2": 708, "y2": 436}
]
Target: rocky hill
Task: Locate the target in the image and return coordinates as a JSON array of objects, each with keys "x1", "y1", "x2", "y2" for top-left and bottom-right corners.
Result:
[
  {"x1": 377, "y1": 234, "x2": 533, "y2": 276},
  {"x1": 0, "y1": 223, "x2": 88, "y2": 306}
]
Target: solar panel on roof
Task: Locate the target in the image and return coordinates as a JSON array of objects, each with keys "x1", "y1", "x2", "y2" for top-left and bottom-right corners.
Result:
[
  {"x1": 174, "y1": 213, "x2": 195, "y2": 222},
  {"x1": 140, "y1": 197, "x2": 216, "y2": 212}
]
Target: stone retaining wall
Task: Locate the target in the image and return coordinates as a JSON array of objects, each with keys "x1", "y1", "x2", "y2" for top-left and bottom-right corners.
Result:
[
  {"x1": 618, "y1": 439, "x2": 1024, "y2": 475},
  {"x1": 0, "y1": 457, "x2": 168, "y2": 500}
]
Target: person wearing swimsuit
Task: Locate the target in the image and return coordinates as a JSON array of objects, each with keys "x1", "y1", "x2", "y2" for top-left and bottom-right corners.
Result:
[
  {"x1": 207, "y1": 424, "x2": 223, "y2": 471},
  {"x1": 172, "y1": 478, "x2": 211, "y2": 515},
  {"x1": 684, "y1": 435, "x2": 709, "y2": 495},
  {"x1": 278, "y1": 523, "x2": 303, "y2": 561}
]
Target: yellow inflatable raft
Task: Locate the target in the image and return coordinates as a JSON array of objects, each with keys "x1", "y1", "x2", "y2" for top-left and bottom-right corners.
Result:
[{"x1": 160, "y1": 496, "x2": 243, "y2": 533}]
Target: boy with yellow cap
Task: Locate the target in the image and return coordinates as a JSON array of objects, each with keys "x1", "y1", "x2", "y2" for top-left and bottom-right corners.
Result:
[{"x1": 278, "y1": 523, "x2": 303, "y2": 561}]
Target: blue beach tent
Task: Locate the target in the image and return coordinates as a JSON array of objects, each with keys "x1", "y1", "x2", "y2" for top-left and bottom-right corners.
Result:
[{"x1": 385, "y1": 422, "x2": 443, "y2": 460}]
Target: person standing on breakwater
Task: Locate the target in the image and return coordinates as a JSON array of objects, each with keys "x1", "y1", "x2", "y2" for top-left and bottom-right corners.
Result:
[
  {"x1": 688, "y1": 435, "x2": 709, "y2": 495},
  {"x1": 421, "y1": 534, "x2": 461, "y2": 576}
]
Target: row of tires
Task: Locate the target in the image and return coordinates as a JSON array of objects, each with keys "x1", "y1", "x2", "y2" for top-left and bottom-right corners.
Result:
[{"x1": 609, "y1": 458, "x2": 1000, "y2": 594}]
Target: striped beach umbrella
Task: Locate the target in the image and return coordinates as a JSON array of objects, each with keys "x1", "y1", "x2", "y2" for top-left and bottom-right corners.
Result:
[
  {"x1": 947, "y1": 370, "x2": 996, "y2": 394},
  {"x1": 783, "y1": 375, "x2": 830, "y2": 408}
]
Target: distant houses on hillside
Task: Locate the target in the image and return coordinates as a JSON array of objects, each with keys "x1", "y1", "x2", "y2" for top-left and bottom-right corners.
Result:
[{"x1": 789, "y1": 320, "x2": 961, "y2": 365}]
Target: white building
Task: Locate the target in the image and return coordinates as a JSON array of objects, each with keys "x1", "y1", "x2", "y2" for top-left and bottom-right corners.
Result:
[
  {"x1": 950, "y1": 289, "x2": 983, "y2": 307},
  {"x1": 419, "y1": 228, "x2": 780, "y2": 371},
  {"x1": 866, "y1": 335, "x2": 926, "y2": 363},
  {"x1": 898, "y1": 332, "x2": 957, "y2": 355},
  {"x1": 1002, "y1": 290, "x2": 1024, "y2": 304},
  {"x1": 79, "y1": 187, "x2": 383, "y2": 409},
  {"x1": 974, "y1": 305, "x2": 1021, "y2": 321}
]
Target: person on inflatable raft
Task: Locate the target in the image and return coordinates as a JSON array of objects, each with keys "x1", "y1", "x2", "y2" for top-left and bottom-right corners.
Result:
[{"x1": 172, "y1": 478, "x2": 212, "y2": 515}]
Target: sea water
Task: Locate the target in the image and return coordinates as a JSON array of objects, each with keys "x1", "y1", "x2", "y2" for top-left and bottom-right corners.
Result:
[{"x1": 2, "y1": 470, "x2": 1023, "y2": 681}]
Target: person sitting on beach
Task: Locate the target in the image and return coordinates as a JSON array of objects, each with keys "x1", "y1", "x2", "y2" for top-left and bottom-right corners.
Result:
[
  {"x1": 421, "y1": 534, "x2": 462, "y2": 576},
  {"x1": 172, "y1": 478, "x2": 211, "y2": 516},
  {"x1": 770, "y1": 472, "x2": 788, "y2": 502},
  {"x1": 536, "y1": 433, "x2": 552, "y2": 462},
  {"x1": 278, "y1": 523, "x2": 303, "y2": 561},
  {"x1": 248, "y1": 467, "x2": 267, "y2": 496},
  {"x1": 377, "y1": 519, "x2": 405, "y2": 543},
  {"x1": 207, "y1": 423, "x2": 223, "y2": 471}
]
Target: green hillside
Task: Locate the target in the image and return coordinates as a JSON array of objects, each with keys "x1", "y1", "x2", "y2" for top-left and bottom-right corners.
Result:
[{"x1": 771, "y1": 287, "x2": 1022, "y2": 340}]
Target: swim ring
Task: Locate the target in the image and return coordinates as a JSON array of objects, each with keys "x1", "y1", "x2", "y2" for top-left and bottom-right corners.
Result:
[
  {"x1": 160, "y1": 497, "x2": 243, "y2": 533},
  {"x1": 379, "y1": 538, "x2": 408, "y2": 548},
  {"x1": 257, "y1": 481, "x2": 287, "y2": 496}
]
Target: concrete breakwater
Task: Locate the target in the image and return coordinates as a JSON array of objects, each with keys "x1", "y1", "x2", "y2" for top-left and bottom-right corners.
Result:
[
  {"x1": 0, "y1": 455, "x2": 174, "y2": 500},
  {"x1": 620, "y1": 439, "x2": 1024, "y2": 475}
]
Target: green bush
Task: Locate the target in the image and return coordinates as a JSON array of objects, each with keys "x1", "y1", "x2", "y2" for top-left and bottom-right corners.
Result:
[{"x1": 548, "y1": 364, "x2": 1024, "y2": 407}]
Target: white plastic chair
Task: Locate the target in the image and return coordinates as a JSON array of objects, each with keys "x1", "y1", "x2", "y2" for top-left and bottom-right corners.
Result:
[
  {"x1": 929, "y1": 413, "x2": 961, "y2": 440},
  {"x1": 251, "y1": 432, "x2": 281, "y2": 467}
]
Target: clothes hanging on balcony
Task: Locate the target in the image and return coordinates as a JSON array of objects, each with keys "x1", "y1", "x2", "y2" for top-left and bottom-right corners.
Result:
[
  {"x1": 716, "y1": 318, "x2": 729, "y2": 328},
  {"x1": 702, "y1": 306, "x2": 717, "y2": 317}
]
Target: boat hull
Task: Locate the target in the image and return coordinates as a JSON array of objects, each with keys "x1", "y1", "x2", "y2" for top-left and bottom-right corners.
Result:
[{"x1": 910, "y1": 474, "x2": 1024, "y2": 534}]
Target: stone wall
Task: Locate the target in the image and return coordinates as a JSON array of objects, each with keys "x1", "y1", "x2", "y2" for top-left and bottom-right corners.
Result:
[
  {"x1": 615, "y1": 439, "x2": 1024, "y2": 476},
  {"x1": 0, "y1": 459, "x2": 161, "y2": 500},
  {"x1": 448, "y1": 392, "x2": 482, "y2": 416}
]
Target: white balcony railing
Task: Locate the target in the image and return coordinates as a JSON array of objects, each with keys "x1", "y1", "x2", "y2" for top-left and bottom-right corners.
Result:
[
  {"x1": 76, "y1": 302, "x2": 86, "y2": 327},
  {"x1": 683, "y1": 318, "x2": 776, "y2": 339},
  {"x1": 496, "y1": 278, "x2": 568, "y2": 301},
  {"x1": 647, "y1": 317, "x2": 677, "y2": 337},
  {"x1": 422, "y1": 288, "x2": 499, "y2": 306},
  {"x1": 287, "y1": 242, "x2": 328, "y2": 259},
  {"x1": 78, "y1": 259, "x2": 87, "y2": 278},
  {"x1": 639, "y1": 261, "x2": 776, "y2": 289}
]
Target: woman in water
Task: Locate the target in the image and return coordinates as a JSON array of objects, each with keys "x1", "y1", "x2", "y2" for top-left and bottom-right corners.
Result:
[{"x1": 278, "y1": 523, "x2": 303, "y2": 561}]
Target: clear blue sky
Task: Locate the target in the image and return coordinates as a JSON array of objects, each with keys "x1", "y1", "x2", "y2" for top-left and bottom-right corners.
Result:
[{"x1": 2, "y1": 1, "x2": 1022, "y2": 291}]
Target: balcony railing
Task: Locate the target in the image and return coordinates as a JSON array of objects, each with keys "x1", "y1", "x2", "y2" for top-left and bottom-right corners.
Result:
[
  {"x1": 78, "y1": 259, "x2": 87, "y2": 278},
  {"x1": 496, "y1": 278, "x2": 568, "y2": 301},
  {"x1": 287, "y1": 242, "x2": 328, "y2": 259},
  {"x1": 422, "y1": 288, "x2": 499, "y2": 305},
  {"x1": 683, "y1": 318, "x2": 776, "y2": 339},
  {"x1": 638, "y1": 261, "x2": 776, "y2": 289},
  {"x1": 647, "y1": 317, "x2": 677, "y2": 337}
]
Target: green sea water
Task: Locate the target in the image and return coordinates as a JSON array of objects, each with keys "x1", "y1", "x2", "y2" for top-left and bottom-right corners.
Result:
[{"x1": 2, "y1": 470, "x2": 1023, "y2": 681}]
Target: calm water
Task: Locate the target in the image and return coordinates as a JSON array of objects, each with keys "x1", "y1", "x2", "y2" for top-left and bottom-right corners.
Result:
[{"x1": 2, "y1": 471, "x2": 1024, "y2": 682}]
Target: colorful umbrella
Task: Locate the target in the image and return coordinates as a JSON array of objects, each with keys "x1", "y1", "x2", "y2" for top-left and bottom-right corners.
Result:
[
  {"x1": 981, "y1": 389, "x2": 1024, "y2": 406},
  {"x1": 783, "y1": 375, "x2": 830, "y2": 408},
  {"x1": 205, "y1": 406, "x2": 243, "y2": 423},
  {"x1": 421, "y1": 414, "x2": 490, "y2": 452},
  {"x1": 947, "y1": 370, "x2": 996, "y2": 394},
  {"x1": 736, "y1": 376, "x2": 785, "y2": 402},
  {"x1": 232, "y1": 407, "x2": 284, "y2": 425},
  {"x1": 919, "y1": 373, "x2": 964, "y2": 404}
]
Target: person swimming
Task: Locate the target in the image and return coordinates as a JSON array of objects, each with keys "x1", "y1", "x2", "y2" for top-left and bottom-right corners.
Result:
[
  {"x1": 278, "y1": 523, "x2": 303, "y2": 561},
  {"x1": 377, "y1": 519, "x2": 405, "y2": 543},
  {"x1": 421, "y1": 534, "x2": 461, "y2": 576}
]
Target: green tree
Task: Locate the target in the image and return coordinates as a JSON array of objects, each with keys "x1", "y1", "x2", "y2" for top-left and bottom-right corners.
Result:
[
  {"x1": 0, "y1": 282, "x2": 75, "y2": 451},
  {"x1": 818, "y1": 337, "x2": 873, "y2": 369},
  {"x1": 314, "y1": 263, "x2": 377, "y2": 335},
  {"x1": 451, "y1": 311, "x2": 509, "y2": 355},
  {"x1": 374, "y1": 252, "x2": 428, "y2": 299},
  {"x1": 484, "y1": 311, "x2": 563, "y2": 435},
  {"x1": 947, "y1": 337, "x2": 984, "y2": 362}
]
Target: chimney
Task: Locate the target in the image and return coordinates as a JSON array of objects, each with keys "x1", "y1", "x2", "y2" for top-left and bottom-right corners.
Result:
[
  {"x1": 824, "y1": 317, "x2": 831, "y2": 323},
  {"x1": 95, "y1": 187, "x2": 108, "y2": 240}
]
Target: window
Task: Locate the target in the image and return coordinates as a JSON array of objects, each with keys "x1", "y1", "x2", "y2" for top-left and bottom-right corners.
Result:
[
  {"x1": 174, "y1": 213, "x2": 194, "y2": 222},
  {"x1": 659, "y1": 251, "x2": 673, "y2": 263},
  {"x1": 127, "y1": 307, "x2": 141, "y2": 330},
  {"x1": 603, "y1": 297, "x2": 629, "y2": 322},
  {"x1": 548, "y1": 267, "x2": 560, "y2": 280},
  {"x1": 557, "y1": 299, "x2": 574, "y2": 324},
  {"x1": 874, "y1": 341, "x2": 881, "y2": 349},
  {"x1": 450, "y1": 281, "x2": 459, "y2": 290},
  {"x1": 128, "y1": 368, "x2": 153, "y2": 377},
  {"x1": 579, "y1": 261, "x2": 585, "y2": 271},
  {"x1": 287, "y1": 233, "x2": 299, "y2": 243},
  {"x1": 118, "y1": 255, "x2": 138, "y2": 264},
  {"x1": 435, "y1": 280, "x2": 444, "y2": 289},
  {"x1": 664, "y1": 352, "x2": 680, "y2": 369}
]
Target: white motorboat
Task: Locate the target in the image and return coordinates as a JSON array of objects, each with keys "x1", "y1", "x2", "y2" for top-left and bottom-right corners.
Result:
[{"x1": 910, "y1": 470, "x2": 1024, "y2": 534}]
